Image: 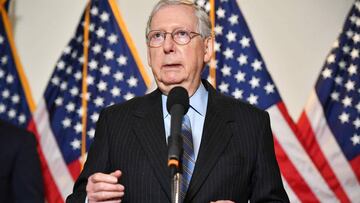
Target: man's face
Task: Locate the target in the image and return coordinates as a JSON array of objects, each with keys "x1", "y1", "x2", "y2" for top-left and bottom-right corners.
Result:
[{"x1": 147, "y1": 4, "x2": 212, "y2": 95}]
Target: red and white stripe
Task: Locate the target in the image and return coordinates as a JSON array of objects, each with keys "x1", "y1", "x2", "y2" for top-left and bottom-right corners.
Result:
[
  {"x1": 297, "y1": 90, "x2": 360, "y2": 203},
  {"x1": 33, "y1": 98, "x2": 76, "y2": 202},
  {"x1": 267, "y1": 102, "x2": 338, "y2": 202},
  {"x1": 281, "y1": 176, "x2": 301, "y2": 203}
]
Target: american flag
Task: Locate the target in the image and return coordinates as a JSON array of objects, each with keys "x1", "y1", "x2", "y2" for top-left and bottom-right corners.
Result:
[
  {"x1": 33, "y1": 0, "x2": 150, "y2": 201},
  {"x1": 0, "y1": 0, "x2": 34, "y2": 128},
  {"x1": 0, "y1": 2, "x2": 67, "y2": 203},
  {"x1": 297, "y1": 0, "x2": 360, "y2": 202},
  {"x1": 196, "y1": 0, "x2": 340, "y2": 202}
]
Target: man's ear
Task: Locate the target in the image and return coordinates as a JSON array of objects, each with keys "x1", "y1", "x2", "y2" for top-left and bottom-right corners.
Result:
[
  {"x1": 147, "y1": 47, "x2": 151, "y2": 67},
  {"x1": 203, "y1": 36, "x2": 214, "y2": 63}
]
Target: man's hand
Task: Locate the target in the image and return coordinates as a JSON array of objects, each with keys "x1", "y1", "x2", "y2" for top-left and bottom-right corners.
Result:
[
  {"x1": 210, "y1": 201, "x2": 235, "y2": 203},
  {"x1": 86, "y1": 170, "x2": 125, "y2": 203}
]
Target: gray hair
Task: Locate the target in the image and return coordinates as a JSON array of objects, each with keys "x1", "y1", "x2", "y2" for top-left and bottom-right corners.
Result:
[{"x1": 146, "y1": 0, "x2": 212, "y2": 40}]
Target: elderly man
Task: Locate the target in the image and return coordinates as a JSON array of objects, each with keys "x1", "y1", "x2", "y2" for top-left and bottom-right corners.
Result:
[{"x1": 67, "y1": 0, "x2": 289, "y2": 202}]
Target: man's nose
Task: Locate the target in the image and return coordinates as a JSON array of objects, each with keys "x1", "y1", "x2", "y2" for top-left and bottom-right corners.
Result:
[{"x1": 162, "y1": 33, "x2": 175, "y2": 53}]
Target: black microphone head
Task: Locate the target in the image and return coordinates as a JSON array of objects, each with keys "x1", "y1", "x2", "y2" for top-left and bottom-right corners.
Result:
[{"x1": 166, "y1": 86, "x2": 190, "y2": 115}]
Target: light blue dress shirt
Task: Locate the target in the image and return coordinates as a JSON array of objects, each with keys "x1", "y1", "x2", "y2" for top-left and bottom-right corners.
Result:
[{"x1": 162, "y1": 83, "x2": 208, "y2": 160}]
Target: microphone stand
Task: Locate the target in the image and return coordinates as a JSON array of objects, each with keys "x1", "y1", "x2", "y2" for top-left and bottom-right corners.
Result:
[
  {"x1": 166, "y1": 87, "x2": 189, "y2": 203},
  {"x1": 170, "y1": 169, "x2": 181, "y2": 203},
  {"x1": 168, "y1": 134, "x2": 183, "y2": 203}
]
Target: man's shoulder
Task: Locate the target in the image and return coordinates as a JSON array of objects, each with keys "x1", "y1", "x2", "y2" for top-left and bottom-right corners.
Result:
[
  {"x1": 0, "y1": 119, "x2": 33, "y2": 136},
  {"x1": 203, "y1": 79, "x2": 268, "y2": 118},
  {"x1": 101, "y1": 89, "x2": 160, "y2": 115},
  {"x1": 0, "y1": 119, "x2": 36, "y2": 146},
  {"x1": 213, "y1": 90, "x2": 268, "y2": 117}
]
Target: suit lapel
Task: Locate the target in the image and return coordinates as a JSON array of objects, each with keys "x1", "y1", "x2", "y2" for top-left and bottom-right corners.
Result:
[
  {"x1": 186, "y1": 82, "x2": 235, "y2": 201},
  {"x1": 132, "y1": 89, "x2": 171, "y2": 201}
]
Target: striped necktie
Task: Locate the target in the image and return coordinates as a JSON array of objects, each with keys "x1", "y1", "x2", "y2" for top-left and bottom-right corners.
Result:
[{"x1": 180, "y1": 114, "x2": 195, "y2": 200}]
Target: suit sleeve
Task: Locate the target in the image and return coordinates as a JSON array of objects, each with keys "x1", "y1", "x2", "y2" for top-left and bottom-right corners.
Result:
[
  {"x1": 250, "y1": 112, "x2": 289, "y2": 203},
  {"x1": 12, "y1": 132, "x2": 44, "y2": 203},
  {"x1": 66, "y1": 109, "x2": 111, "y2": 203}
]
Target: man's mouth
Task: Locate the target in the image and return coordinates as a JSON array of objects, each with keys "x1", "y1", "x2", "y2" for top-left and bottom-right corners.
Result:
[{"x1": 162, "y1": 63, "x2": 182, "y2": 68}]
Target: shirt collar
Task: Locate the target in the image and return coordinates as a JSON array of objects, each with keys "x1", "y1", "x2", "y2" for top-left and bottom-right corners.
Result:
[{"x1": 162, "y1": 82, "x2": 208, "y2": 119}]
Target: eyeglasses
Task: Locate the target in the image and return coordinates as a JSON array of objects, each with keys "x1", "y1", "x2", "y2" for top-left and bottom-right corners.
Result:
[{"x1": 146, "y1": 29, "x2": 201, "y2": 47}]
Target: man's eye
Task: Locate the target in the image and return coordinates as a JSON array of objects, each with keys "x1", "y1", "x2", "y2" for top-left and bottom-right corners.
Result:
[
  {"x1": 175, "y1": 31, "x2": 188, "y2": 37},
  {"x1": 151, "y1": 32, "x2": 163, "y2": 39}
]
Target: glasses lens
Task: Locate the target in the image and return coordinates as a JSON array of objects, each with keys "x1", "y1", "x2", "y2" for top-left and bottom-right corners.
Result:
[
  {"x1": 148, "y1": 31, "x2": 164, "y2": 47},
  {"x1": 173, "y1": 29, "x2": 190, "y2": 45}
]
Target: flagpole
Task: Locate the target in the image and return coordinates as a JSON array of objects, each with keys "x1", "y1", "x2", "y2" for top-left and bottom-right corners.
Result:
[
  {"x1": 81, "y1": 1, "x2": 91, "y2": 168},
  {"x1": 0, "y1": 0, "x2": 36, "y2": 112},
  {"x1": 209, "y1": 0, "x2": 216, "y2": 88}
]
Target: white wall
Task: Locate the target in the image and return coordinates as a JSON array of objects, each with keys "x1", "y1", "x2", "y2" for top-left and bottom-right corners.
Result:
[{"x1": 12, "y1": 0, "x2": 353, "y2": 120}]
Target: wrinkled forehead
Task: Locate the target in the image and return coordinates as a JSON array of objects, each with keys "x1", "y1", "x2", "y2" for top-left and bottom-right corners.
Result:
[{"x1": 150, "y1": 4, "x2": 198, "y2": 31}]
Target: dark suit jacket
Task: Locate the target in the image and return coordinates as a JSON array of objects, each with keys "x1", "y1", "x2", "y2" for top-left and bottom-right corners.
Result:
[
  {"x1": 67, "y1": 81, "x2": 289, "y2": 203},
  {"x1": 0, "y1": 119, "x2": 44, "y2": 203}
]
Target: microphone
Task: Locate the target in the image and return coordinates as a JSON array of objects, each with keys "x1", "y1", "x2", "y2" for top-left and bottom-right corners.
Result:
[{"x1": 166, "y1": 86, "x2": 189, "y2": 173}]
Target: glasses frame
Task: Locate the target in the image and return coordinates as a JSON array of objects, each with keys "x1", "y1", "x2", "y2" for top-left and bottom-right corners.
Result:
[{"x1": 146, "y1": 29, "x2": 201, "y2": 48}]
